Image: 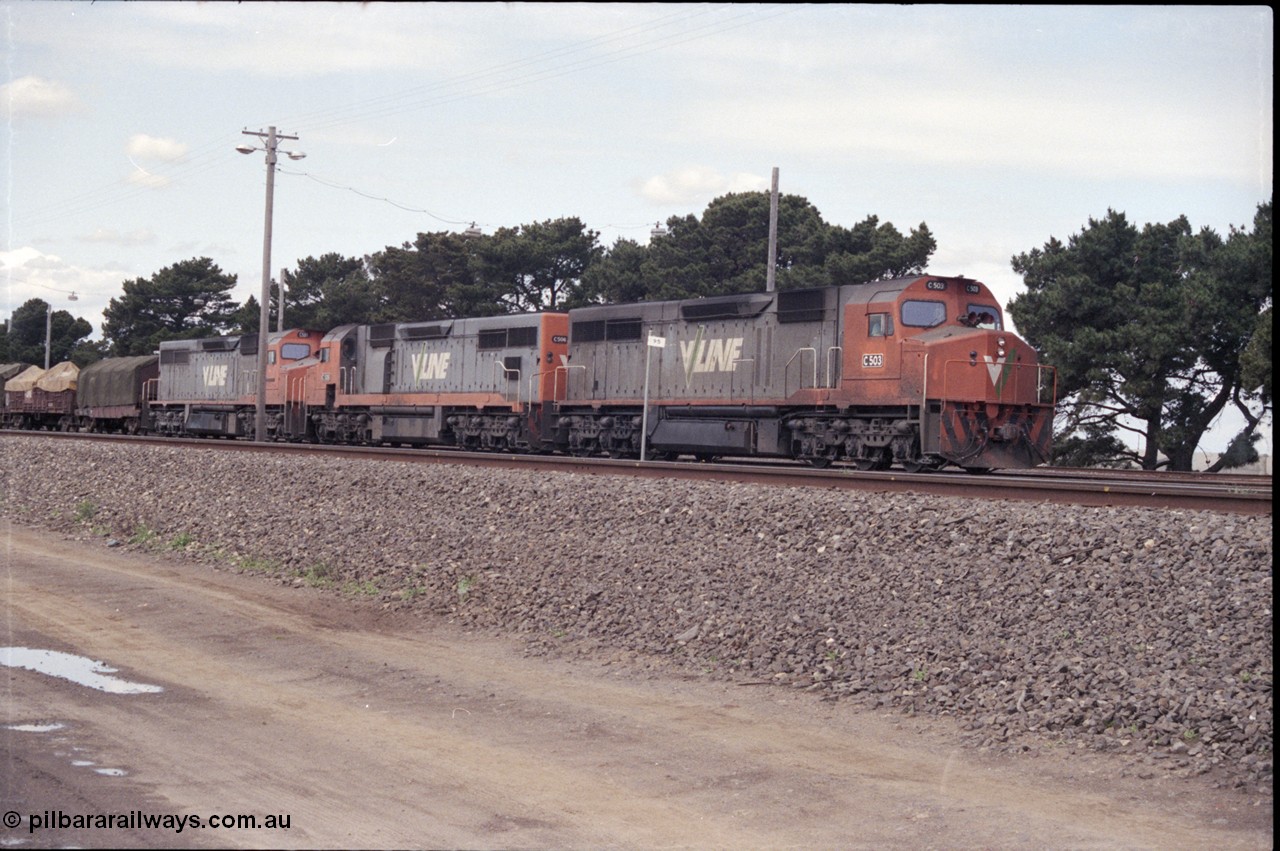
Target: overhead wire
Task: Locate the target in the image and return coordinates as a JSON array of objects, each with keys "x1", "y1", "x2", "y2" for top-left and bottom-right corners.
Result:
[{"x1": 11, "y1": 5, "x2": 798, "y2": 236}]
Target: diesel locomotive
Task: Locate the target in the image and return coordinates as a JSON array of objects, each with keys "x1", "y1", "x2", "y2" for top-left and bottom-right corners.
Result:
[{"x1": 3, "y1": 274, "x2": 1055, "y2": 472}]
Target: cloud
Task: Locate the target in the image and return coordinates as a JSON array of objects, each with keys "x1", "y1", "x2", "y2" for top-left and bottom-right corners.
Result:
[
  {"x1": 0, "y1": 248, "x2": 120, "y2": 335},
  {"x1": 0, "y1": 76, "x2": 80, "y2": 119},
  {"x1": 70, "y1": 4, "x2": 464, "y2": 78},
  {"x1": 636, "y1": 167, "x2": 768, "y2": 205},
  {"x1": 78, "y1": 228, "x2": 158, "y2": 247},
  {"x1": 126, "y1": 134, "x2": 190, "y2": 163}
]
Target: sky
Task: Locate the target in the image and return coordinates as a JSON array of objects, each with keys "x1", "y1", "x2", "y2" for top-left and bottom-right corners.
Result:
[{"x1": 2, "y1": 3, "x2": 1273, "y2": 454}]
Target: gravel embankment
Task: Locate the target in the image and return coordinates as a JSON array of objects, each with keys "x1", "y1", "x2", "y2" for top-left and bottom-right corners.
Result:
[{"x1": 2, "y1": 436, "x2": 1272, "y2": 791}]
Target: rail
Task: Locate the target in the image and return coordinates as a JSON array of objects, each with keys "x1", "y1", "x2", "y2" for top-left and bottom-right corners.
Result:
[{"x1": 2, "y1": 431, "x2": 1269, "y2": 515}]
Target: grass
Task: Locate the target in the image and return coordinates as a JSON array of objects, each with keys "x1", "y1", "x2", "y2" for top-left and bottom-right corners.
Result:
[
  {"x1": 74, "y1": 500, "x2": 99, "y2": 522},
  {"x1": 128, "y1": 524, "x2": 159, "y2": 546},
  {"x1": 343, "y1": 580, "x2": 379, "y2": 597},
  {"x1": 456, "y1": 574, "x2": 477, "y2": 603},
  {"x1": 303, "y1": 562, "x2": 335, "y2": 588},
  {"x1": 168, "y1": 531, "x2": 195, "y2": 550},
  {"x1": 398, "y1": 585, "x2": 427, "y2": 602},
  {"x1": 236, "y1": 555, "x2": 278, "y2": 574}
]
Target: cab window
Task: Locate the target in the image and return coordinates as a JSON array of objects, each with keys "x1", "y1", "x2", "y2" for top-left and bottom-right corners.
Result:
[
  {"x1": 281, "y1": 343, "x2": 311, "y2": 360},
  {"x1": 901, "y1": 300, "x2": 947, "y2": 328},
  {"x1": 868, "y1": 313, "x2": 893, "y2": 337},
  {"x1": 966, "y1": 304, "x2": 1002, "y2": 330}
]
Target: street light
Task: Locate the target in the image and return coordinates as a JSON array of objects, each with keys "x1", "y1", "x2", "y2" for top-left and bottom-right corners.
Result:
[
  {"x1": 44, "y1": 291, "x2": 78, "y2": 369},
  {"x1": 236, "y1": 126, "x2": 304, "y2": 441}
]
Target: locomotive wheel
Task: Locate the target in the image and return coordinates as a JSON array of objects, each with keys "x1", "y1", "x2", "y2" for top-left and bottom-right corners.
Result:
[
  {"x1": 805, "y1": 456, "x2": 833, "y2": 469},
  {"x1": 903, "y1": 456, "x2": 943, "y2": 474},
  {"x1": 853, "y1": 449, "x2": 892, "y2": 471}
]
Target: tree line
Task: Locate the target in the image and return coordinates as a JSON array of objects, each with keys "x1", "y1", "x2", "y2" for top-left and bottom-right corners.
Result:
[{"x1": 0, "y1": 191, "x2": 1270, "y2": 472}]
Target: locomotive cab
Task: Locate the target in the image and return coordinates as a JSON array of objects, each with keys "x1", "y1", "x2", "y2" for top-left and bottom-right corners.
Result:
[{"x1": 834, "y1": 275, "x2": 1054, "y2": 470}]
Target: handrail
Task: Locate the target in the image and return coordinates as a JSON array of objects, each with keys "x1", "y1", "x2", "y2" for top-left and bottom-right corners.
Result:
[
  {"x1": 730, "y1": 358, "x2": 755, "y2": 404},
  {"x1": 553, "y1": 364, "x2": 586, "y2": 408},
  {"x1": 933, "y1": 358, "x2": 1058, "y2": 405},
  {"x1": 785, "y1": 347, "x2": 817, "y2": 393},
  {"x1": 493, "y1": 360, "x2": 521, "y2": 408},
  {"x1": 825, "y1": 346, "x2": 842, "y2": 388}
]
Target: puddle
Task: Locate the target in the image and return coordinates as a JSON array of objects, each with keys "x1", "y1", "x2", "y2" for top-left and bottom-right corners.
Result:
[
  {"x1": 1, "y1": 647, "x2": 163, "y2": 694},
  {"x1": 71, "y1": 759, "x2": 95, "y2": 767},
  {"x1": 94, "y1": 767, "x2": 128, "y2": 777},
  {"x1": 4, "y1": 722, "x2": 66, "y2": 733}
]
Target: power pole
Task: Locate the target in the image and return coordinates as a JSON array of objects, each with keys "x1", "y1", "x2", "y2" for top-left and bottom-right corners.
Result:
[
  {"x1": 766, "y1": 167, "x2": 779, "y2": 293},
  {"x1": 238, "y1": 126, "x2": 301, "y2": 442}
]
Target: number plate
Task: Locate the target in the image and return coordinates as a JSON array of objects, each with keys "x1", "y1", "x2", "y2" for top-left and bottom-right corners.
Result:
[{"x1": 862, "y1": 353, "x2": 884, "y2": 368}]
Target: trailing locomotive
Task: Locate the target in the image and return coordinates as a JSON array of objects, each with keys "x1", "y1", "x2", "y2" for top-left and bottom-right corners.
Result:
[{"x1": 2, "y1": 275, "x2": 1055, "y2": 471}]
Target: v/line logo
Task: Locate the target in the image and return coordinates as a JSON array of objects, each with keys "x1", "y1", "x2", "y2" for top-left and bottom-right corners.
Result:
[
  {"x1": 679, "y1": 329, "x2": 744, "y2": 387},
  {"x1": 411, "y1": 351, "x2": 451, "y2": 381},
  {"x1": 201, "y1": 365, "x2": 228, "y2": 386}
]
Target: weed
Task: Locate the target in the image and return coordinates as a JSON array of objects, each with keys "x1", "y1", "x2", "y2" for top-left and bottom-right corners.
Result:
[
  {"x1": 236, "y1": 556, "x2": 277, "y2": 574},
  {"x1": 399, "y1": 585, "x2": 427, "y2": 602},
  {"x1": 169, "y1": 531, "x2": 195, "y2": 550},
  {"x1": 128, "y1": 524, "x2": 158, "y2": 546},
  {"x1": 304, "y1": 562, "x2": 335, "y2": 588},
  {"x1": 343, "y1": 580, "x2": 379, "y2": 597},
  {"x1": 911, "y1": 666, "x2": 928, "y2": 682},
  {"x1": 74, "y1": 500, "x2": 99, "y2": 522},
  {"x1": 456, "y1": 574, "x2": 477, "y2": 602},
  {"x1": 1181, "y1": 728, "x2": 1199, "y2": 743}
]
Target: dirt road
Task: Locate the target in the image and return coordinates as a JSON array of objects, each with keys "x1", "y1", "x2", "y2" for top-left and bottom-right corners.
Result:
[{"x1": 2, "y1": 523, "x2": 1270, "y2": 849}]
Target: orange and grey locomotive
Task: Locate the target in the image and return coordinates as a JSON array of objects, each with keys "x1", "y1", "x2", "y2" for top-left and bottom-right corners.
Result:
[{"x1": 557, "y1": 275, "x2": 1054, "y2": 471}]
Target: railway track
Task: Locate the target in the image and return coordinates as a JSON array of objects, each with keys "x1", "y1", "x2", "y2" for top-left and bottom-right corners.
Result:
[{"x1": 1, "y1": 431, "x2": 1270, "y2": 515}]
